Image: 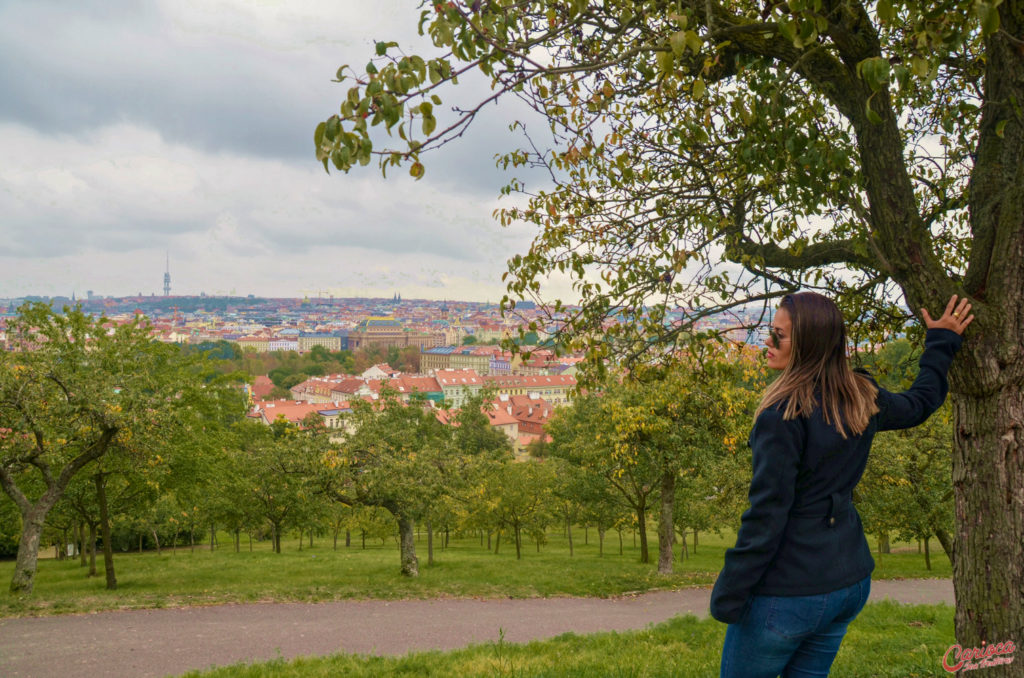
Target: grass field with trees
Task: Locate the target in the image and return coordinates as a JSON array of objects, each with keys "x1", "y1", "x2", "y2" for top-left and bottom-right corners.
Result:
[{"x1": 0, "y1": 527, "x2": 949, "y2": 619}]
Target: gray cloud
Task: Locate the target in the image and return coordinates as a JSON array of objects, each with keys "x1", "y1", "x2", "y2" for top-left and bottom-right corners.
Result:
[{"x1": 0, "y1": 0, "x2": 554, "y2": 301}]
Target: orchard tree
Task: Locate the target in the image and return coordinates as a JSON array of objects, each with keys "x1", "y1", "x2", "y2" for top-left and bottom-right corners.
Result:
[
  {"x1": 318, "y1": 0, "x2": 1024, "y2": 653},
  {"x1": 548, "y1": 348, "x2": 746, "y2": 572},
  {"x1": 479, "y1": 458, "x2": 555, "y2": 559},
  {"x1": 0, "y1": 303, "x2": 240, "y2": 594},
  {"x1": 859, "y1": 405, "x2": 956, "y2": 569},
  {"x1": 320, "y1": 391, "x2": 449, "y2": 576}
]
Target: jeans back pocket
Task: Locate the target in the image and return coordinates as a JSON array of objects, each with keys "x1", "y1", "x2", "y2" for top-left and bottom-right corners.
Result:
[{"x1": 765, "y1": 593, "x2": 829, "y2": 639}]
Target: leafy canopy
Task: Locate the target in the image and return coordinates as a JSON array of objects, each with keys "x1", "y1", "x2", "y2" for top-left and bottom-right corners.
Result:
[{"x1": 316, "y1": 0, "x2": 1007, "y2": 372}]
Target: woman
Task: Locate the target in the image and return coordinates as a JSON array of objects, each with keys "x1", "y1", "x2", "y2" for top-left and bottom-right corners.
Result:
[{"x1": 710, "y1": 292, "x2": 973, "y2": 677}]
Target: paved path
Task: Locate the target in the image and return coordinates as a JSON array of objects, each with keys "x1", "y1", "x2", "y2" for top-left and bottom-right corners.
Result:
[{"x1": 0, "y1": 579, "x2": 953, "y2": 678}]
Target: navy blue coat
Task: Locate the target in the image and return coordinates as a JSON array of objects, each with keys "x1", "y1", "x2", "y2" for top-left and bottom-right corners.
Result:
[{"x1": 709, "y1": 328, "x2": 962, "y2": 624}]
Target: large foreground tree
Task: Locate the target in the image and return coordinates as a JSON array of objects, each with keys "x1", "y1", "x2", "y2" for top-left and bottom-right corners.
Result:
[{"x1": 318, "y1": 0, "x2": 1024, "y2": 660}]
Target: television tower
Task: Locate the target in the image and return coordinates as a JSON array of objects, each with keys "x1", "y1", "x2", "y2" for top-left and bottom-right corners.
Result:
[{"x1": 163, "y1": 252, "x2": 171, "y2": 297}]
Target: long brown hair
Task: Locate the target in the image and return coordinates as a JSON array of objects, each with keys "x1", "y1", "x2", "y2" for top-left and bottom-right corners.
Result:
[{"x1": 756, "y1": 292, "x2": 878, "y2": 438}]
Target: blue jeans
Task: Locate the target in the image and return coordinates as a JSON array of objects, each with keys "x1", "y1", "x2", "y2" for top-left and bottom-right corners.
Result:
[{"x1": 719, "y1": 576, "x2": 871, "y2": 678}]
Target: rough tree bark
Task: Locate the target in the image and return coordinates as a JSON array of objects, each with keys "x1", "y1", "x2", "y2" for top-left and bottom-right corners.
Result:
[
  {"x1": 657, "y1": 470, "x2": 676, "y2": 574},
  {"x1": 426, "y1": 519, "x2": 434, "y2": 566},
  {"x1": 94, "y1": 472, "x2": 117, "y2": 591},
  {"x1": 396, "y1": 513, "x2": 418, "y2": 577}
]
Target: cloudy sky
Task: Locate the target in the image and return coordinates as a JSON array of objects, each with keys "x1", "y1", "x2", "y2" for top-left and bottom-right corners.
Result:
[{"x1": 0, "y1": 0, "x2": 555, "y2": 302}]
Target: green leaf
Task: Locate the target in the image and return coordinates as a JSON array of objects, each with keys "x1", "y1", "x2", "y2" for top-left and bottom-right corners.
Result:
[
  {"x1": 976, "y1": 2, "x2": 1001, "y2": 35},
  {"x1": 692, "y1": 79, "x2": 706, "y2": 100},
  {"x1": 410, "y1": 162, "x2": 425, "y2": 179},
  {"x1": 684, "y1": 30, "x2": 702, "y2": 55},
  {"x1": 410, "y1": 55, "x2": 426, "y2": 79},
  {"x1": 865, "y1": 95, "x2": 883, "y2": 124},
  {"x1": 858, "y1": 57, "x2": 890, "y2": 92},
  {"x1": 656, "y1": 50, "x2": 674, "y2": 74},
  {"x1": 995, "y1": 120, "x2": 1008, "y2": 138},
  {"x1": 669, "y1": 31, "x2": 687, "y2": 56},
  {"x1": 314, "y1": 121, "x2": 326, "y2": 147},
  {"x1": 423, "y1": 115, "x2": 437, "y2": 136},
  {"x1": 910, "y1": 56, "x2": 930, "y2": 78},
  {"x1": 777, "y1": 19, "x2": 797, "y2": 45},
  {"x1": 877, "y1": 0, "x2": 894, "y2": 22},
  {"x1": 325, "y1": 116, "x2": 340, "y2": 141}
]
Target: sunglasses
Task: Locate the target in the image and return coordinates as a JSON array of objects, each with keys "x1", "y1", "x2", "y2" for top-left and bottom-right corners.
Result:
[{"x1": 768, "y1": 326, "x2": 791, "y2": 346}]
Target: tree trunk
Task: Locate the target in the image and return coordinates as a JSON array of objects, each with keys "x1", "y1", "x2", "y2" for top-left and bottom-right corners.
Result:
[
  {"x1": 566, "y1": 515, "x2": 574, "y2": 557},
  {"x1": 951, "y1": 374, "x2": 1024, "y2": 663},
  {"x1": 618, "y1": 528, "x2": 623, "y2": 556},
  {"x1": 309, "y1": 529, "x2": 313, "y2": 548},
  {"x1": 924, "y1": 535, "x2": 931, "y2": 571},
  {"x1": 487, "y1": 530, "x2": 492, "y2": 551},
  {"x1": 210, "y1": 523, "x2": 216, "y2": 552},
  {"x1": 598, "y1": 528, "x2": 604, "y2": 557},
  {"x1": 345, "y1": 529, "x2": 351, "y2": 547},
  {"x1": 397, "y1": 514, "x2": 418, "y2": 577},
  {"x1": 95, "y1": 473, "x2": 117, "y2": 590},
  {"x1": 657, "y1": 470, "x2": 675, "y2": 574},
  {"x1": 514, "y1": 524, "x2": 522, "y2": 560},
  {"x1": 8, "y1": 507, "x2": 47, "y2": 593},
  {"x1": 693, "y1": 528, "x2": 698, "y2": 554},
  {"x1": 494, "y1": 531, "x2": 501, "y2": 555},
  {"x1": 78, "y1": 522, "x2": 88, "y2": 567},
  {"x1": 426, "y1": 519, "x2": 434, "y2": 565},
  {"x1": 88, "y1": 522, "x2": 97, "y2": 577},
  {"x1": 584, "y1": 525, "x2": 588, "y2": 545},
  {"x1": 636, "y1": 505, "x2": 649, "y2": 564},
  {"x1": 878, "y1": 532, "x2": 891, "y2": 554},
  {"x1": 234, "y1": 529, "x2": 240, "y2": 553},
  {"x1": 151, "y1": 528, "x2": 162, "y2": 555},
  {"x1": 932, "y1": 526, "x2": 953, "y2": 565},
  {"x1": 298, "y1": 527, "x2": 303, "y2": 551}
]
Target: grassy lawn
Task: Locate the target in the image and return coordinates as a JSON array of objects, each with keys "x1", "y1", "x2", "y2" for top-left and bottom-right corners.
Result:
[
  {"x1": 180, "y1": 601, "x2": 956, "y2": 678},
  {"x1": 0, "y1": 528, "x2": 950, "y2": 618}
]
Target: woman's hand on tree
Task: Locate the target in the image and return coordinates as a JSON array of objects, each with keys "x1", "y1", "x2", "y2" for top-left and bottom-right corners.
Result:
[{"x1": 922, "y1": 294, "x2": 974, "y2": 335}]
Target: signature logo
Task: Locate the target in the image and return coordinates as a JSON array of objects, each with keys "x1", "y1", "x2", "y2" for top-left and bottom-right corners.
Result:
[{"x1": 943, "y1": 640, "x2": 1016, "y2": 672}]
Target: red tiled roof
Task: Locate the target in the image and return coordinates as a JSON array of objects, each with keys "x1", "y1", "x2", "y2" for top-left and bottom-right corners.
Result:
[
  {"x1": 435, "y1": 369, "x2": 484, "y2": 386},
  {"x1": 252, "y1": 375, "x2": 275, "y2": 399}
]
